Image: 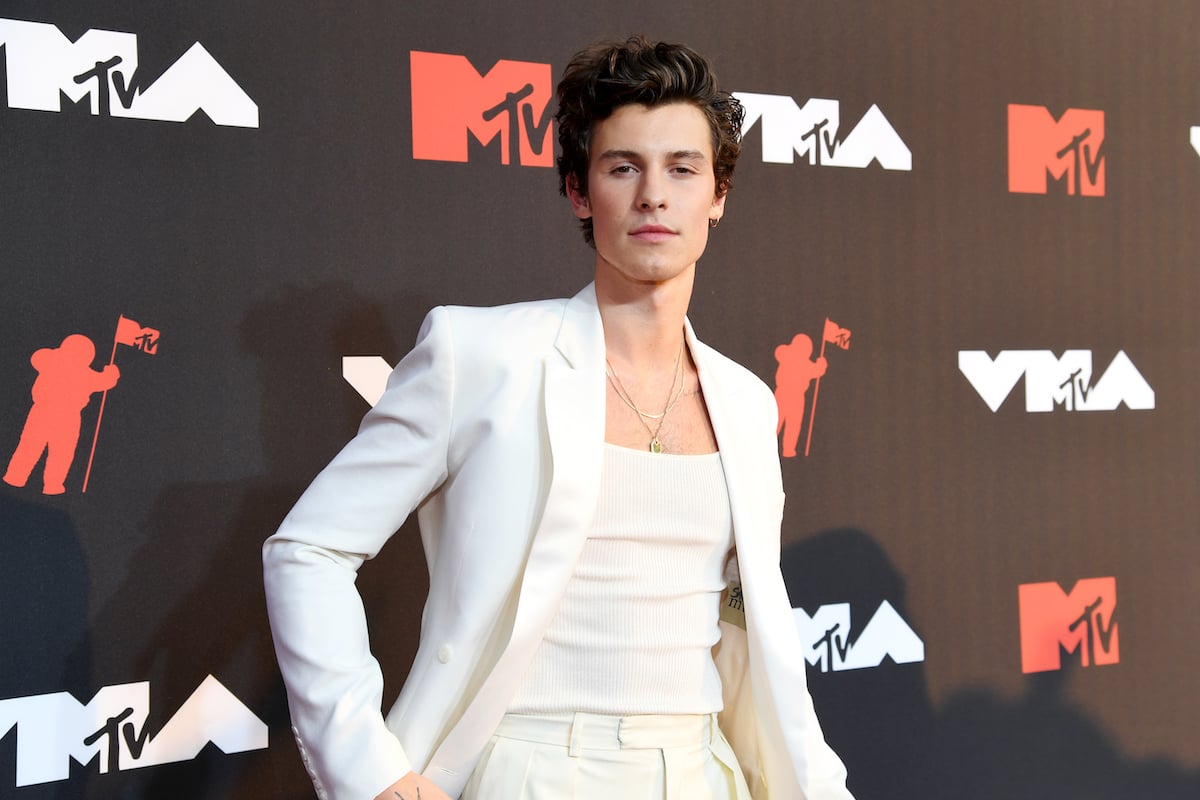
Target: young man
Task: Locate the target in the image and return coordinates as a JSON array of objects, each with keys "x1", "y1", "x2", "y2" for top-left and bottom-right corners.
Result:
[{"x1": 263, "y1": 36, "x2": 854, "y2": 800}]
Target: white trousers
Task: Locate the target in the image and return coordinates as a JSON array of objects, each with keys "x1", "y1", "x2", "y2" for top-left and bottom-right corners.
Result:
[{"x1": 461, "y1": 712, "x2": 752, "y2": 800}]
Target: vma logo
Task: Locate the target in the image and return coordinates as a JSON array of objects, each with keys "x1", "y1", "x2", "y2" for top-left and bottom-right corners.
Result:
[
  {"x1": 0, "y1": 675, "x2": 268, "y2": 788},
  {"x1": 733, "y1": 92, "x2": 911, "y2": 170},
  {"x1": 342, "y1": 356, "x2": 392, "y2": 407},
  {"x1": 0, "y1": 18, "x2": 257, "y2": 127},
  {"x1": 959, "y1": 350, "x2": 1154, "y2": 412},
  {"x1": 411, "y1": 50, "x2": 552, "y2": 167},
  {"x1": 794, "y1": 601, "x2": 925, "y2": 673},
  {"x1": 1008, "y1": 104, "x2": 1104, "y2": 196},
  {"x1": 1019, "y1": 577, "x2": 1119, "y2": 673}
]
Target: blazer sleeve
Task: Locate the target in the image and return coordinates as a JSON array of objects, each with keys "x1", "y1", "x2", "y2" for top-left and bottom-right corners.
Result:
[{"x1": 262, "y1": 306, "x2": 455, "y2": 800}]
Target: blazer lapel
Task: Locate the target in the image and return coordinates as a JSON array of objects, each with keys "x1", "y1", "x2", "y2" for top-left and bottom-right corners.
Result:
[
  {"x1": 514, "y1": 283, "x2": 607, "y2": 627},
  {"x1": 687, "y1": 322, "x2": 774, "y2": 569},
  {"x1": 537, "y1": 282, "x2": 607, "y2": 564},
  {"x1": 691, "y1": 326, "x2": 812, "y2": 799},
  {"x1": 425, "y1": 284, "x2": 606, "y2": 787}
]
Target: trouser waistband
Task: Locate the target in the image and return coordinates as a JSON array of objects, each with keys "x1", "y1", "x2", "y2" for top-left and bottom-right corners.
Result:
[{"x1": 493, "y1": 712, "x2": 718, "y2": 755}]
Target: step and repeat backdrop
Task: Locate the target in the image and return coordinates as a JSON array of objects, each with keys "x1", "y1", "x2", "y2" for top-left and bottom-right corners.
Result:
[{"x1": 2, "y1": 1, "x2": 1198, "y2": 798}]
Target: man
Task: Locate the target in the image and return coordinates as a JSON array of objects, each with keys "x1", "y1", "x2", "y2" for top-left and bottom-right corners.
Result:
[{"x1": 263, "y1": 36, "x2": 854, "y2": 800}]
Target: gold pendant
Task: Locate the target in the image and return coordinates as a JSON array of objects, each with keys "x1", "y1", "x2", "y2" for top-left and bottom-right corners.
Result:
[{"x1": 650, "y1": 437, "x2": 663, "y2": 454}]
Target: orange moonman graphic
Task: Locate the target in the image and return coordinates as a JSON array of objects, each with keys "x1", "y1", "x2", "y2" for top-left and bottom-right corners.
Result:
[
  {"x1": 774, "y1": 318, "x2": 851, "y2": 458},
  {"x1": 774, "y1": 334, "x2": 826, "y2": 458},
  {"x1": 4, "y1": 335, "x2": 119, "y2": 495}
]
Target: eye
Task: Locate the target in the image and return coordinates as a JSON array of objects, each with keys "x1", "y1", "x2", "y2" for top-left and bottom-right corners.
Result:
[{"x1": 611, "y1": 164, "x2": 637, "y2": 174}]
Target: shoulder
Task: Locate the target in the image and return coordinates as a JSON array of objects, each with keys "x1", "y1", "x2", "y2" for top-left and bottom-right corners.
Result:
[
  {"x1": 691, "y1": 335, "x2": 775, "y2": 411},
  {"x1": 417, "y1": 296, "x2": 572, "y2": 368},
  {"x1": 440, "y1": 296, "x2": 567, "y2": 329}
]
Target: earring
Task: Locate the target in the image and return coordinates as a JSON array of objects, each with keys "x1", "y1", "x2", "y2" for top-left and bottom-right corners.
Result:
[{"x1": 709, "y1": 218, "x2": 719, "y2": 228}]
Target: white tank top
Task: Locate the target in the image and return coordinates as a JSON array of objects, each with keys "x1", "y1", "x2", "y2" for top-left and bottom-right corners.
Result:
[{"x1": 507, "y1": 443, "x2": 734, "y2": 715}]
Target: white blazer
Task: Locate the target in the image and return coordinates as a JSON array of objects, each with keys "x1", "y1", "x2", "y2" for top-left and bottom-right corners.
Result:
[{"x1": 263, "y1": 284, "x2": 853, "y2": 800}]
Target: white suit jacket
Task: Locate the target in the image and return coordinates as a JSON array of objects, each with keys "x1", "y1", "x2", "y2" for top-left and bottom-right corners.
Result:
[{"x1": 263, "y1": 284, "x2": 853, "y2": 800}]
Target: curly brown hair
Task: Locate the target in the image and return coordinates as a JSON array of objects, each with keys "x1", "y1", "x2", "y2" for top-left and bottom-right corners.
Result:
[{"x1": 555, "y1": 35, "x2": 744, "y2": 246}]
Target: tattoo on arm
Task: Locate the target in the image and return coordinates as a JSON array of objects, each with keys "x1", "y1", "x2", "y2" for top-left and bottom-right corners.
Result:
[{"x1": 393, "y1": 790, "x2": 421, "y2": 800}]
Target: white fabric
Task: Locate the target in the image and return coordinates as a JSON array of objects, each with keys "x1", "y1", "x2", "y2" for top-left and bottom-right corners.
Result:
[
  {"x1": 262, "y1": 284, "x2": 855, "y2": 800},
  {"x1": 508, "y1": 445, "x2": 731, "y2": 716},
  {"x1": 462, "y1": 712, "x2": 752, "y2": 800}
]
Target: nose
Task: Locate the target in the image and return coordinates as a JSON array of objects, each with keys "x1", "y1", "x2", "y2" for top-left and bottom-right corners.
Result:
[{"x1": 637, "y1": 173, "x2": 667, "y2": 210}]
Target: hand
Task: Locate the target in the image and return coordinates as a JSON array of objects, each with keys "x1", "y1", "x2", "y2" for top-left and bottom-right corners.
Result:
[{"x1": 374, "y1": 771, "x2": 452, "y2": 800}]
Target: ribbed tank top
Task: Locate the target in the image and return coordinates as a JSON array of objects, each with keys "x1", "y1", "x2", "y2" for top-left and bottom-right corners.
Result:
[{"x1": 508, "y1": 443, "x2": 734, "y2": 715}]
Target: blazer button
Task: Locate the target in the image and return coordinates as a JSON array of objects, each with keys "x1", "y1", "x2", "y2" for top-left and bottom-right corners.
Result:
[{"x1": 437, "y1": 644, "x2": 453, "y2": 664}]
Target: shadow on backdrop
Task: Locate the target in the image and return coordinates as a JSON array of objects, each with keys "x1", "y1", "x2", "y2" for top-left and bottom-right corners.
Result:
[
  {"x1": 66, "y1": 283, "x2": 433, "y2": 799},
  {"x1": 935, "y1": 666, "x2": 1200, "y2": 800},
  {"x1": 781, "y1": 527, "x2": 937, "y2": 799},
  {"x1": 781, "y1": 527, "x2": 1200, "y2": 800},
  {"x1": 0, "y1": 493, "x2": 91, "y2": 800}
]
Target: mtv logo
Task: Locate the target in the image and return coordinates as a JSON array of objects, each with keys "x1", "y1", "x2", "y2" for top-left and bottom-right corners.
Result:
[
  {"x1": 1008, "y1": 104, "x2": 1104, "y2": 196},
  {"x1": 733, "y1": 92, "x2": 911, "y2": 170},
  {"x1": 958, "y1": 350, "x2": 1154, "y2": 412},
  {"x1": 0, "y1": 18, "x2": 258, "y2": 127},
  {"x1": 1019, "y1": 577, "x2": 1119, "y2": 673},
  {"x1": 0, "y1": 675, "x2": 267, "y2": 787},
  {"x1": 410, "y1": 51, "x2": 553, "y2": 167},
  {"x1": 794, "y1": 600, "x2": 925, "y2": 673}
]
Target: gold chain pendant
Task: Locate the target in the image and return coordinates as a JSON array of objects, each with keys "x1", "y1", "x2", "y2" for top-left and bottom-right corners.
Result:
[{"x1": 650, "y1": 437, "x2": 663, "y2": 454}]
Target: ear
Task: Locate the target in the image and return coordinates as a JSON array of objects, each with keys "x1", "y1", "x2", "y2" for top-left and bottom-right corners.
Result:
[
  {"x1": 566, "y1": 175, "x2": 592, "y2": 220},
  {"x1": 709, "y1": 190, "x2": 728, "y2": 225}
]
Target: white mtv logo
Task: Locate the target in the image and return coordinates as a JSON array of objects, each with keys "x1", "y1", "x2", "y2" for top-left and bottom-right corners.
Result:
[
  {"x1": 0, "y1": 675, "x2": 268, "y2": 787},
  {"x1": 959, "y1": 350, "x2": 1155, "y2": 412},
  {"x1": 0, "y1": 18, "x2": 258, "y2": 127},
  {"x1": 794, "y1": 600, "x2": 924, "y2": 672},
  {"x1": 733, "y1": 92, "x2": 911, "y2": 170}
]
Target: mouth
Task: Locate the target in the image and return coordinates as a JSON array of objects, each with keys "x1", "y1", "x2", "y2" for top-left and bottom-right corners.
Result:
[{"x1": 630, "y1": 224, "x2": 677, "y2": 242}]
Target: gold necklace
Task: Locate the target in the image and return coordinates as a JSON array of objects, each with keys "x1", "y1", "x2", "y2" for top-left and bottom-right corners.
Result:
[{"x1": 605, "y1": 340, "x2": 685, "y2": 453}]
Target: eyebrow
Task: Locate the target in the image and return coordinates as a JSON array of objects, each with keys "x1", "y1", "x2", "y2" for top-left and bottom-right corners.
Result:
[{"x1": 595, "y1": 148, "x2": 709, "y2": 162}]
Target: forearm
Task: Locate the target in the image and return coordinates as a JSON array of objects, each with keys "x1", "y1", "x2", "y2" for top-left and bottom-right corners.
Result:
[{"x1": 263, "y1": 537, "x2": 415, "y2": 797}]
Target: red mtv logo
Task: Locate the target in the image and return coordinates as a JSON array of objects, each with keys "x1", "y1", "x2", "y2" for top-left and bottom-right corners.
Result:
[
  {"x1": 410, "y1": 51, "x2": 553, "y2": 167},
  {"x1": 1008, "y1": 104, "x2": 1105, "y2": 196},
  {"x1": 1018, "y1": 577, "x2": 1118, "y2": 673}
]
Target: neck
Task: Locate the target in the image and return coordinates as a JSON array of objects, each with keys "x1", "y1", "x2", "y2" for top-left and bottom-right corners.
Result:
[{"x1": 594, "y1": 266, "x2": 694, "y2": 368}]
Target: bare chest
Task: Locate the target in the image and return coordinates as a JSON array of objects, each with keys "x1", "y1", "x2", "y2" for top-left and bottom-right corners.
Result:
[{"x1": 604, "y1": 380, "x2": 718, "y2": 455}]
